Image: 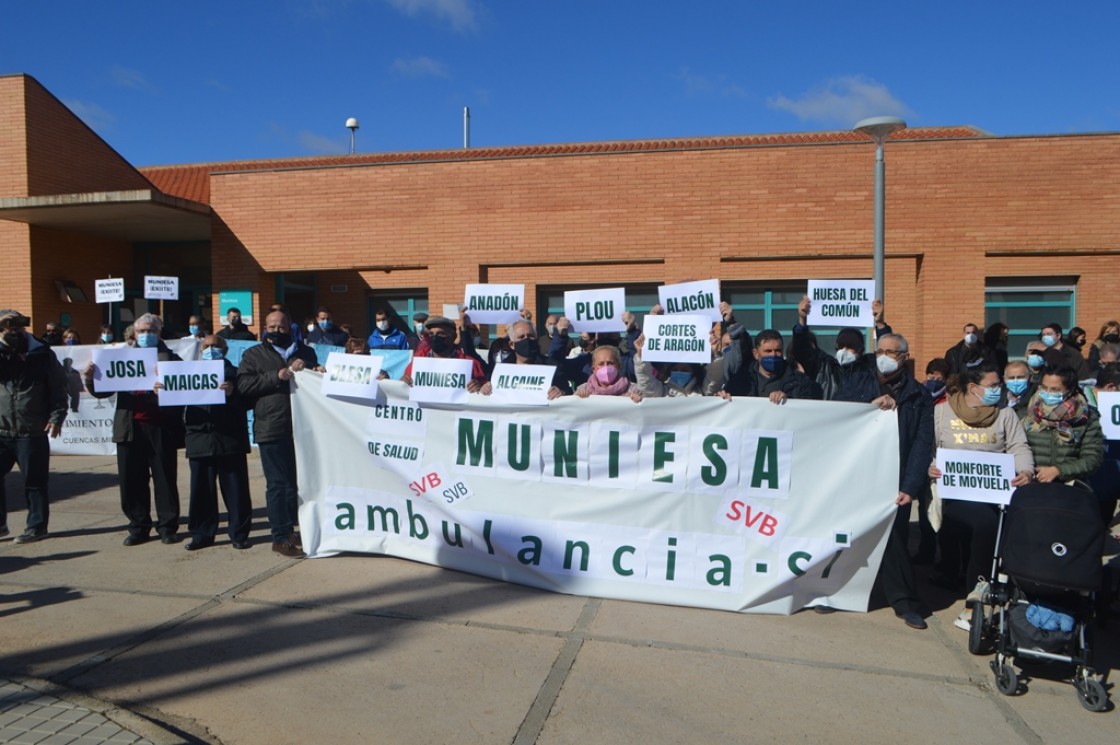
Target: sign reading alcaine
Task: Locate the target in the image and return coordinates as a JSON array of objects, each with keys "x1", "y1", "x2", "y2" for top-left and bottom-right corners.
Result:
[{"x1": 464, "y1": 284, "x2": 525, "y2": 325}]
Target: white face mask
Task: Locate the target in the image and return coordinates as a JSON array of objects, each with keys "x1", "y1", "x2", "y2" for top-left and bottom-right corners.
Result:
[
  {"x1": 306, "y1": 324, "x2": 315, "y2": 333},
  {"x1": 377, "y1": 320, "x2": 390, "y2": 332},
  {"x1": 835, "y1": 348, "x2": 858, "y2": 366},
  {"x1": 876, "y1": 354, "x2": 900, "y2": 376},
  {"x1": 964, "y1": 333, "x2": 978, "y2": 345}
]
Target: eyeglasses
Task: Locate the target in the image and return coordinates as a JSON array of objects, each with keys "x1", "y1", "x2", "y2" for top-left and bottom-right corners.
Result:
[{"x1": 877, "y1": 348, "x2": 907, "y2": 359}]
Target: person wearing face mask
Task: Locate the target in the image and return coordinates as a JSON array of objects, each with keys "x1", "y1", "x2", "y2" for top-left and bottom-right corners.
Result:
[
  {"x1": 923, "y1": 358, "x2": 950, "y2": 405},
  {"x1": 927, "y1": 364, "x2": 1034, "y2": 626},
  {"x1": 480, "y1": 320, "x2": 569, "y2": 399},
  {"x1": 400, "y1": 316, "x2": 487, "y2": 391},
  {"x1": 983, "y1": 323, "x2": 1010, "y2": 373},
  {"x1": 366, "y1": 309, "x2": 409, "y2": 351},
  {"x1": 1088, "y1": 320, "x2": 1120, "y2": 371},
  {"x1": 834, "y1": 333, "x2": 933, "y2": 630},
  {"x1": 574, "y1": 345, "x2": 642, "y2": 403},
  {"x1": 61, "y1": 329, "x2": 81, "y2": 346},
  {"x1": 1038, "y1": 322, "x2": 1090, "y2": 379},
  {"x1": 98, "y1": 324, "x2": 115, "y2": 345},
  {"x1": 40, "y1": 321, "x2": 63, "y2": 347},
  {"x1": 790, "y1": 296, "x2": 888, "y2": 402},
  {"x1": 85, "y1": 313, "x2": 186, "y2": 546},
  {"x1": 1023, "y1": 340, "x2": 1048, "y2": 383},
  {"x1": 944, "y1": 322, "x2": 998, "y2": 378},
  {"x1": 0, "y1": 310, "x2": 68, "y2": 544},
  {"x1": 631, "y1": 334, "x2": 705, "y2": 398},
  {"x1": 236, "y1": 311, "x2": 322, "y2": 558},
  {"x1": 1085, "y1": 363, "x2": 1120, "y2": 529},
  {"x1": 718, "y1": 329, "x2": 822, "y2": 403},
  {"x1": 1065, "y1": 326, "x2": 1087, "y2": 352},
  {"x1": 182, "y1": 335, "x2": 252, "y2": 551},
  {"x1": 184, "y1": 315, "x2": 206, "y2": 341},
  {"x1": 306, "y1": 306, "x2": 349, "y2": 347},
  {"x1": 1019, "y1": 363, "x2": 1103, "y2": 485},
  {"x1": 1000, "y1": 360, "x2": 1035, "y2": 413},
  {"x1": 217, "y1": 308, "x2": 256, "y2": 342}
]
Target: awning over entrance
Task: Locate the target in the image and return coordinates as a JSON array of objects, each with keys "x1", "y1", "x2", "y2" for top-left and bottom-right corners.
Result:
[{"x1": 0, "y1": 189, "x2": 211, "y2": 242}]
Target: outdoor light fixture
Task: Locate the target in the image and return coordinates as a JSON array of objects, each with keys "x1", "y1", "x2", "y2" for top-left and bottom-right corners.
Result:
[{"x1": 853, "y1": 116, "x2": 907, "y2": 304}]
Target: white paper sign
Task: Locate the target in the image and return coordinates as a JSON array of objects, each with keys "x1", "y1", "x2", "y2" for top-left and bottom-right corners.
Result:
[
  {"x1": 442, "y1": 304, "x2": 463, "y2": 321},
  {"x1": 489, "y1": 363, "x2": 552, "y2": 406},
  {"x1": 157, "y1": 360, "x2": 225, "y2": 406},
  {"x1": 464, "y1": 284, "x2": 525, "y2": 325},
  {"x1": 658, "y1": 279, "x2": 721, "y2": 323},
  {"x1": 321, "y1": 352, "x2": 382, "y2": 400},
  {"x1": 806, "y1": 279, "x2": 874, "y2": 327},
  {"x1": 642, "y1": 314, "x2": 711, "y2": 364},
  {"x1": 144, "y1": 275, "x2": 179, "y2": 300},
  {"x1": 1099, "y1": 392, "x2": 1120, "y2": 440},
  {"x1": 89, "y1": 347, "x2": 158, "y2": 393},
  {"x1": 409, "y1": 357, "x2": 473, "y2": 404},
  {"x1": 95, "y1": 278, "x2": 125, "y2": 303},
  {"x1": 936, "y1": 448, "x2": 1016, "y2": 505},
  {"x1": 564, "y1": 288, "x2": 626, "y2": 333}
]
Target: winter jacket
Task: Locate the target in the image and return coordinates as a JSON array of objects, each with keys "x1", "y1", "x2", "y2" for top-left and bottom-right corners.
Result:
[
  {"x1": 367, "y1": 327, "x2": 410, "y2": 351},
  {"x1": 633, "y1": 355, "x2": 703, "y2": 397},
  {"x1": 0, "y1": 334, "x2": 68, "y2": 437},
  {"x1": 236, "y1": 341, "x2": 319, "y2": 444},
  {"x1": 944, "y1": 341, "x2": 999, "y2": 377},
  {"x1": 308, "y1": 325, "x2": 350, "y2": 347},
  {"x1": 88, "y1": 343, "x2": 185, "y2": 446},
  {"x1": 930, "y1": 400, "x2": 1034, "y2": 475},
  {"x1": 721, "y1": 359, "x2": 823, "y2": 400},
  {"x1": 183, "y1": 359, "x2": 251, "y2": 459},
  {"x1": 1019, "y1": 402, "x2": 1104, "y2": 483}
]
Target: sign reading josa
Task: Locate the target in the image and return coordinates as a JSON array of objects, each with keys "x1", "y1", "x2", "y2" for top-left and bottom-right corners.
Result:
[
  {"x1": 806, "y1": 280, "x2": 874, "y2": 328},
  {"x1": 409, "y1": 357, "x2": 474, "y2": 405},
  {"x1": 564, "y1": 288, "x2": 626, "y2": 333},
  {"x1": 936, "y1": 448, "x2": 1016, "y2": 505},
  {"x1": 642, "y1": 314, "x2": 712, "y2": 364},
  {"x1": 144, "y1": 275, "x2": 179, "y2": 300},
  {"x1": 292, "y1": 378, "x2": 901, "y2": 615},
  {"x1": 464, "y1": 284, "x2": 525, "y2": 325},
  {"x1": 658, "y1": 279, "x2": 721, "y2": 324},
  {"x1": 1099, "y1": 391, "x2": 1120, "y2": 440},
  {"x1": 157, "y1": 360, "x2": 225, "y2": 406},
  {"x1": 90, "y1": 347, "x2": 158, "y2": 393},
  {"x1": 321, "y1": 352, "x2": 382, "y2": 401},
  {"x1": 488, "y1": 363, "x2": 552, "y2": 405},
  {"x1": 95, "y1": 278, "x2": 125, "y2": 304}
]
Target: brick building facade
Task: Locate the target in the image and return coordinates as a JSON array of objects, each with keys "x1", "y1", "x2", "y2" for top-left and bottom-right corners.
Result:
[{"x1": 3, "y1": 73, "x2": 1118, "y2": 366}]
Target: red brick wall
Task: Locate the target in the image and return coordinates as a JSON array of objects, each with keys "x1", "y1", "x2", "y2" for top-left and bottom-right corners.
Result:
[
  {"x1": 0, "y1": 76, "x2": 30, "y2": 196},
  {"x1": 28, "y1": 226, "x2": 133, "y2": 336},
  {"x1": 209, "y1": 134, "x2": 1120, "y2": 365}
]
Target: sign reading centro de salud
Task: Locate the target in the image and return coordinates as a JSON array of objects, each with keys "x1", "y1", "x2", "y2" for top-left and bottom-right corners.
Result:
[{"x1": 806, "y1": 280, "x2": 874, "y2": 327}]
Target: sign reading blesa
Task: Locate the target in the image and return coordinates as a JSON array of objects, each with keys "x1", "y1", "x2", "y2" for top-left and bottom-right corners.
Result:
[
  {"x1": 488, "y1": 363, "x2": 552, "y2": 406},
  {"x1": 321, "y1": 352, "x2": 382, "y2": 401},
  {"x1": 409, "y1": 357, "x2": 474, "y2": 405},
  {"x1": 144, "y1": 275, "x2": 179, "y2": 300},
  {"x1": 658, "y1": 279, "x2": 721, "y2": 324},
  {"x1": 936, "y1": 448, "x2": 1016, "y2": 506},
  {"x1": 806, "y1": 280, "x2": 874, "y2": 327},
  {"x1": 564, "y1": 288, "x2": 626, "y2": 333},
  {"x1": 90, "y1": 347, "x2": 158, "y2": 393},
  {"x1": 1099, "y1": 391, "x2": 1120, "y2": 440},
  {"x1": 157, "y1": 360, "x2": 225, "y2": 406},
  {"x1": 95, "y1": 278, "x2": 125, "y2": 303},
  {"x1": 642, "y1": 314, "x2": 711, "y2": 364},
  {"x1": 464, "y1": 284, "x2": 524, "y2": 325}
]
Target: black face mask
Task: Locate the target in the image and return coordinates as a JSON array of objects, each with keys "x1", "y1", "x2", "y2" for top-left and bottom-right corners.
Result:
[
  {"x1": 513, "y1": 338, "x2": 537, "y2": 358},
  {"x1": 1105, "y1": 333, "x2": 1120, "y2": 344},
  {"x1": 1, "y1": 329, "x2": 25, "y2": 350},
  {"x1": 266, "y1": 331, "x2": 292, "y2": 348},
  {"x1": 429, "y1": 335, "x2": 455, "y2": 355}
]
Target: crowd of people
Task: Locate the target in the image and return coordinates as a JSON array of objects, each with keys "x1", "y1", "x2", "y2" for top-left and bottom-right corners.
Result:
[{"x1": 1, "y1": 299, "x2": 1117, "y2": 630}]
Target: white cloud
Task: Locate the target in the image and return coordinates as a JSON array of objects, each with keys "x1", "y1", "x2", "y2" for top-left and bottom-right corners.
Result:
[
  {"x1": 392, "y1": 56, "x2": 451, "y2": 78},
  {"x1": 385, "y1": 0, "x2": 478, "y2": 32},
  {"x1": 111, "y1": 65, "x2": 159, "y2": 93},
  {"x1": 298, "y1": 130, "x2": 348, "y2": 154},
  {"x1": 672, "y1": 68, "x2": 748, "y2": 99},
  {"x1": 768, "y1": 76, "x2": 913, "y2": 126},
  {"x1": 64, "y1": 100, "x2": 116, "y2": 132}
]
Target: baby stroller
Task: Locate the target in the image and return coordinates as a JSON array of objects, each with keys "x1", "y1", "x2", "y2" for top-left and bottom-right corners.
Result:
[{"x1": 966, "y1": 481, "x2": 1109, "y2": 711}]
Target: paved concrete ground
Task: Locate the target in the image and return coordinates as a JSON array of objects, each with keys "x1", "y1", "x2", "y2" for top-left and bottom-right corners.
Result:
[{"x1": 1, "y1": 454, "x2": 1116, "y2": 745}]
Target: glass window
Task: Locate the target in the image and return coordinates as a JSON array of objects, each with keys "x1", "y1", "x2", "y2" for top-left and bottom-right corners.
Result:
[
  {"x1": 985, "y1": 280, "x2": 1075, "y2": 358},
  {"x1": 369, "y1": 290, "x2": 429, "y2": 335},
  {"x1": 722, "y1": 282, "x2": 831, "y2": 349},
  {"x1": 538, "y1": 284, "x2": 660, "y2": 333}
]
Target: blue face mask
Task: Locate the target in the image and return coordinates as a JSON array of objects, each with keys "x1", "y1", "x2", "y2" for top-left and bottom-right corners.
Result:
[
  {"x1": 1038, "y1": 390, "x2": 1066, "y2": 407},
  {"x1": 136, "y1": 332, "x2": 159, "y2": 348},
  {"x1": 319, "y1": 320, "x2": 331, "y2": 330},
  {"x1": 759, "y1": 355, "x2": 786, "y2": 375},
  {"x1": 64, "y1": 338, "x2": 75, "y2": 346},
  {"x1": 668, "y1": 371, "x2": 692, "y2": 389},
  {"x1": 100, "y1": 334, "x2": 113, "y2": 343},
  {"x1": 1041, "y1": 334, "x2": 1057, "y2": 348},
  {"x1": 977, "y1": 385, "x2": 1001, "y2": 406},
  {"x1": 1027, "y1": 354, "x2": 1044, "y2": 369},
  {"x1": 189, "y1": 325, "x2": 200, "y2": 335},
  {"x1": 1006, "y1": 378, "x2": 1029, "y2": 396},
  {"x1": 201, "y1": 346, "x2": 224, "y2": 361}
]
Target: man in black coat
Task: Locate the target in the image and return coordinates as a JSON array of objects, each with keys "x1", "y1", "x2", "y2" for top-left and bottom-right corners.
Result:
[
  {"x1": 836, "y1": 332, "x2": 934, "y2": 630},
  {"x1": 719, "y1": 328, "x2": 823, "y2": 402},
  {"x1": 236, "y1": 311, "x2": 321, "y2": 558},
  {"x1": 183, "y1": 335, "x2": 252, "y2": 551},
  {"x1": 944, "y1": 322, "x2": 998, "y2": 378}
]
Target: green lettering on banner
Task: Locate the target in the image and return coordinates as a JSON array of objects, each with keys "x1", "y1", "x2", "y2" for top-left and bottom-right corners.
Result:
[
  {"x1": 653, "y1": 431, "x2": 676, "y2": 483},
  {"x1": 608, "y1": 431, "x2": 620, "y2": 479},
  {"x1": 613, "y1": 545, "x2": 635, "y2": 576},
  {"x1": 457, "y1": 418, "x2": 494, "y2": 468},
  {"x1": 788, "y1": 551, "x2": 812, "y2": 576},
  {"x1": 665, "y1": 536, "x2": 677, "y2": 580},
  {"x1": 553, "y1": 430, "x2": 579, "y2": 478},
  {"x1": 564, "y1": 540, "x2": 590, "y2": 571},
  {"x1": 335, "y1": 502, "x2": 355, "y2": 530},
  {"x1": 518, "y1": 535, "x2": 542, "y2": 565},
  {"x1": 750, "y1": 436, "x2": 779, "y2": 489},
  {"x1": 367, "y1": 504, "x2": 400, "y2": 533},
  {"x1": 507, "y1": 423, "x2": 532, "y2": 471},
  {"x1": 701, "y1": 434, "x2": 728, "y2": 486},
  {"x1": 706, "y1": 555, "x2": 732, "y2": 587},
  {"x1": 1112, "y1": 405, "x2": 1120, "y2": 426},
  {"x1": 441, "y1": 521, "x2": 464, "y2": 547},
  {"x1": 407, "y1": 500, "x2": 428, "y2": 539}
]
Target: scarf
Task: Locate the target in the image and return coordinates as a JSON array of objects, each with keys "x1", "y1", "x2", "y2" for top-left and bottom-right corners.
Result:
[
  {"x1": 1025, "y1": 394, "x2": 1088, "y2": 444},
  {"x1": 947, "y1": 391, "x2": 998, "y2": 427},
  {"x1": 584, "y1": 372, "x2": 632, "y2": 396}
]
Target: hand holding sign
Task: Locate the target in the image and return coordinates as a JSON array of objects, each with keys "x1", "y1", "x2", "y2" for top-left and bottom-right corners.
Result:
[{"x1": 805, "y1": 280, "x2": 875, "y2": 327}]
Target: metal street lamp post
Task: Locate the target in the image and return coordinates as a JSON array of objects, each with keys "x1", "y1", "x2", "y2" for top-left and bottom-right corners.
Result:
[{"x1": 853, "y1": 116, "x2": 907, "y2": 304}]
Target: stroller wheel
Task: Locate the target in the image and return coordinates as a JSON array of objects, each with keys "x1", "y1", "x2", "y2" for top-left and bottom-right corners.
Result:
[
  {"x1": 991, "y1": 661, "x2": 1018, "y2": 696},
  {"x1": 967, "y1": 601, "x2": 987, "y2": 655},
  {"x1": 1076, "y1": 677, "x2": 1108, "y2": 712}
]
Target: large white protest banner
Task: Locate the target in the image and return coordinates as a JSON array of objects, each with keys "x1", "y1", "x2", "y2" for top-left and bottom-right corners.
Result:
[
  {"x1": 1099, "y1": 391, "x2": 1120, "y2": 440},
  {"x1": 564, "y1": 288, "x2": 626, "y2": 333},
  {"x1": 935, "y1": 448, "x2": 1016, "y2": 506},
  {"x1": 89, "y1": 348, "x2": 158, "y2": 393},
  {"x1": 464, "y1": 284, "x2": 525, "y2": 325},
  {"x1": 658, "y1": 279, "x2": 722, "y2": 324},
  {"x1": 50, "y1": 344, "x2": 116, "y2": 456},
  {"x1": 293, "y1": 378, "x2": 900, "y2": 615},
  {"x1": 806, "y1": 279, "x2": 875, "y2": 327},
  {"x1": 641, "y1": 314, "x2": 711, "y2": 364}
]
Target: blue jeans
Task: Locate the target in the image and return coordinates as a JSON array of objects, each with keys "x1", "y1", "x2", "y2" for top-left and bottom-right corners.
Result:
[
  {"x1": 0, "y1": 434, "x2": 51, "y2": 533},
  {"x1": 258, "y1": 438, "x2": 299, "y2": 543}
]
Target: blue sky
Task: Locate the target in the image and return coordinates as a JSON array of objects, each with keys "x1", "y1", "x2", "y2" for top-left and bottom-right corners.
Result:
[{"x1": 4, "y1": 1, "x2": 1118, "y2": 167}]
